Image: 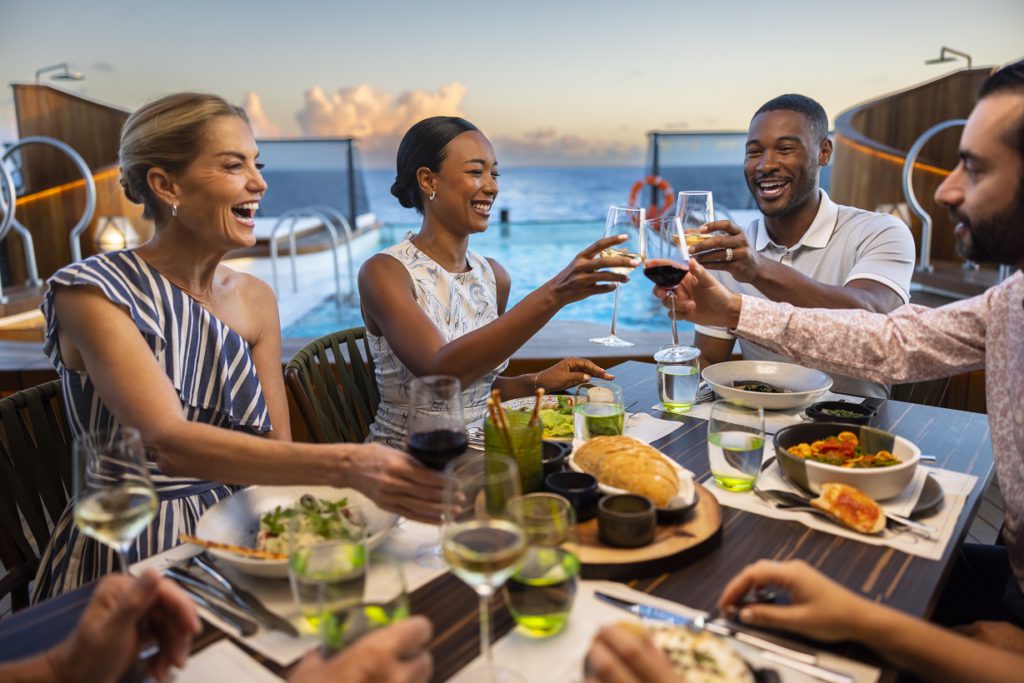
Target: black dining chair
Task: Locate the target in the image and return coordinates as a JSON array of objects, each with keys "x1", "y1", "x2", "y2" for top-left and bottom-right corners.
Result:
[
  {"x1": 284, "y1": 327, "x2": 380, "y2": 444},
  {"x1": 0, "y1": 379, "x2": 72, "y2": 613}
]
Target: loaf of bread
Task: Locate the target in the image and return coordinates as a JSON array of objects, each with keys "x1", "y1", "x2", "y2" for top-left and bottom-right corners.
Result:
[{"x1": 574, "y1": 436, "x2": 679, "y2": 507}]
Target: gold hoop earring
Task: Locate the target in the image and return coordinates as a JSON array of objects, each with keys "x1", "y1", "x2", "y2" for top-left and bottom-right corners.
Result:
[
  {"x1": 428, "y1": 191, "x2": 436, "y2": 201},
  {"x1": 171, "y1": 204, "x2": 178, "y2": 217}
]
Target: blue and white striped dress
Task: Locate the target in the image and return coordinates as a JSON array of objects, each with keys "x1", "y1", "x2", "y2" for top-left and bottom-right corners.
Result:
[{"x1": 32, "y1": 250, "x2": 271, "y2": 602}]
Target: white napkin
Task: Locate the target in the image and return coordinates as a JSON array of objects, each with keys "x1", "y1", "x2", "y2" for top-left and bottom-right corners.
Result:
[
  {"x1": 176, "y1": 640, "x2": 283, "y2": 682},
  {"x1": 450, "y1": 580, "x2": 880, "y2": 683},
  {"x1": 625, "y1": 412, "x2": 684, "y2": 443},
  {"x1": 706, "y1": 461, "x2": 977, "y2": 561}
]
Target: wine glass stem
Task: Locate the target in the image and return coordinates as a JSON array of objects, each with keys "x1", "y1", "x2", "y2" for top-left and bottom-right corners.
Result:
[
  {"x1": 117, "y1": 548, "x2": 131, "y2": 574},
  {"x1": 478, "y1": 588, "x2": 494, "y2": 674},
  {"x1": 608, "y1": 284, "x2": 621, "y2": 337},
  {"x1": 669, "y1": 293, "x2": 678, "y2": 346}
]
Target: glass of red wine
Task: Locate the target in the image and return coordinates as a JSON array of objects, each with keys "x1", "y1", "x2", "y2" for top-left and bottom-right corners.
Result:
[
  {"x1": 407, "y1": 375, "x2": 467, "y2": 566},
  {"x1": 642, "y1": 215, "x2": 687, "y2": 346}
]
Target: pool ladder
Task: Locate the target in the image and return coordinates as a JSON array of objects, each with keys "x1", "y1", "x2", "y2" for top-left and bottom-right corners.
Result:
[{"x1": 269, "y1": 205, "x2": 356, "y2": 305}]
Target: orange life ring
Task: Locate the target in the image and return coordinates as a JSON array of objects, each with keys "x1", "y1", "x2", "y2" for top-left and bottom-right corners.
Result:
[{"x1": 628, "y1": 175, "x2": 674, "y2": 219}]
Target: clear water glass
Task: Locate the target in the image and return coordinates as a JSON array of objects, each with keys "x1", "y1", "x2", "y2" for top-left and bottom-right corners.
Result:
[
  {"x1": 504, "y1": 493, "x2": 580, "y2": 638},
  {"x1": 590, "y1": 205, "x2": 645, "y2": 347},
  {"x1": 707, "y1": 401, "x2": 765, "y2": 492},
  {"x1": 321, "y1": 552, "x2": 409, "y2": 651},
  {"x1": 572, "y1": 380, "x2": 625, "y2": 441},
  {"x1": 287, "y1": 513, "x2": 368, "y2": 630},
  {"x1": 72, "y1": 427, "x2": 157, "y2": 573},
  {"x1": 654, "y1": 345, "x2": 701, "y2": 414}
]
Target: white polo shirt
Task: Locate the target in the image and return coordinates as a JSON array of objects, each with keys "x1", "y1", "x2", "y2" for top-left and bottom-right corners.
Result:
[{"x1": 696, "y1": 190, "x2": 916, "y2": 398}]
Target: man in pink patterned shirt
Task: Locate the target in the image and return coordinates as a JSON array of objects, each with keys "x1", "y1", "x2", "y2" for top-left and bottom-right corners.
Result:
[{"x1": 656, "y1": 61, "x2": 1024, "y2": 649}]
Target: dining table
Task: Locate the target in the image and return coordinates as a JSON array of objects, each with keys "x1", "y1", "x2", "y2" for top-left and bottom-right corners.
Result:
[{"x1": 0, "y1": 360, "x2": 995, "y2": 682}]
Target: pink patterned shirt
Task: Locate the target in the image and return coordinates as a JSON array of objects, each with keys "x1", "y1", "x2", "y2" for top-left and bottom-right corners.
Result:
[{"x1": 735, "y1": 271, "x2": 1023, "y2": 588}]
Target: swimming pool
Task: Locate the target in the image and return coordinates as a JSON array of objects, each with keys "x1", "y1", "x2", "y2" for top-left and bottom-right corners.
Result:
[{"x1": 281, "y1": 220, "x2": 695, "y2": 339}]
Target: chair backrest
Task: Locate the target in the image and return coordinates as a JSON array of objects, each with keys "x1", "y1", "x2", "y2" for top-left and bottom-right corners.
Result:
[
  {"x1": 284, "y1": 327, "x2": 380, "y2": 444},
  {"x1": 0, "y1": 379, "x2": 71, "y2": 613}
]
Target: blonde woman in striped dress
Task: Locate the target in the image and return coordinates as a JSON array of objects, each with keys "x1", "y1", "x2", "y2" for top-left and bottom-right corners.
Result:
[{"x1": 33, "y1": 93, "x2": 446, "y2": 601}]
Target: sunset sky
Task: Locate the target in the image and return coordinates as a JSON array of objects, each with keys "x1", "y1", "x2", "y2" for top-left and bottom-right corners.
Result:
[{"x1": 2, "y1": 0, "x2": 1022, "y2": 167}]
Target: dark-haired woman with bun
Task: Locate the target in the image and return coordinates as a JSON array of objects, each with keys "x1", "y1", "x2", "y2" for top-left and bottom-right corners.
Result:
[
  {"x1": 360, "y1": 116, "x2": 635, "y2": 446},
  {"x1": 33, "y1": 93, "x2": 445, "y2": 601}
]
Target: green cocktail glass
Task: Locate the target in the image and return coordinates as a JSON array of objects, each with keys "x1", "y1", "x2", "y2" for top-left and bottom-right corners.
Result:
[{"x1": 485, "y1": 410, "x2": 543, "y2": 494}]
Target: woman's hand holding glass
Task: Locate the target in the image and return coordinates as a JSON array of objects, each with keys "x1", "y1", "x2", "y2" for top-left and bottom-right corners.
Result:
[{"x1": 544, "y1": 234, "x2": 636, "y2": 307}]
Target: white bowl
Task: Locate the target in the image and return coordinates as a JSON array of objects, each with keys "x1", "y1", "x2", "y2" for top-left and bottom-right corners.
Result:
[
  {"x1": 774, "y1": 424, "x2": 921, "y2": 501},
  {"x1": 702, "y1": 361, "x2": 832, "y2": 410},
  {"x1": 194, "y1": 486, "x2": 398, "y2": 578}
]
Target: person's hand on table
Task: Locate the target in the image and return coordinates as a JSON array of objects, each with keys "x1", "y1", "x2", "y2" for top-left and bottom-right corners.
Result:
[
  {"x1": 289, "y1": 616, "x2": 433, "y2": 683},
  {"x1": 686, "y1": 220, "x2": 766, "y2": 284},
  {"x1": 956, "y1": 621, "x2": 1024, "y2": 654},
  {"x1": 653, "y1": 259, "x2": 741, "y2": 329},
  {"x1": 545, "y1": 234, "x2": 635, "y2": 306},
  {"x1": 536, "y1": 357, "x2": 614, "y2": 392},
  {"x1": 49, "y1": 570, "x2": 200, "y2": 683},
  {"x1": 718, "y1": 559, "x2": 873, "y2": 643},
  {"x1": 585, "y1": 624, "x2": 681, "y2": 683},
  {"x1": 342, "y1": 443, "x2": 446, "y2": 524}
]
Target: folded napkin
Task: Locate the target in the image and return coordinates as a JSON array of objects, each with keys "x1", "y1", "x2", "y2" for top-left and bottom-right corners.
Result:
[
  {"x1": 177, "y1": 640, "x2": 283, "y2": 682},
  {"x1": 450, "y1": 580, "x2": 881, "y2": 683},
  {"x1": 624, "y1": 412, "x2": 684, "y2": 443},
  {"x1": 706, "y1": 456, "x2": 977, "y2": 561}
]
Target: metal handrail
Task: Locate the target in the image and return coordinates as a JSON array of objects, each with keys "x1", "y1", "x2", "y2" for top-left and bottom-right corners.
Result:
[
  {"x1": 2, "y1": 136, "x2": 96, "y2": 276},
  {"x1": 901, "y1": 119, "x2": 966, "y2": 273},
  {"x1": 268, "y1": 208, "x2": 343, "y2": 302},
  {"x1": 0, "y1": 160, "x2": 17, "y2": 303},
  {"x1": 306, "y1": 204, "x2": 356, "y2": 301}
]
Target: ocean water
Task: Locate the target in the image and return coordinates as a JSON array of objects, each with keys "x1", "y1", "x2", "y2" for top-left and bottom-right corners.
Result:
[{"x1": 282, "y1": 165, "x2": 758, "y2": 339}]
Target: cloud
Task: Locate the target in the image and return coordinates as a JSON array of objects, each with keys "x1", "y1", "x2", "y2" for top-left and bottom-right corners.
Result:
[
  {"x1": 88, "y1": 62, "x2": 115, "y2": 73},
  {"x1": 493, "y1": 128, "x2": 643, "y2": 166},
  {"x1": 242, "y1": 91, "x2": 283, "y2": 138}
]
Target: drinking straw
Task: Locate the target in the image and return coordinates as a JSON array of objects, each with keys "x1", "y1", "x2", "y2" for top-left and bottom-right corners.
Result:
[{"x1": 486, "y1": 394, "x2": 516, "y2": 456}]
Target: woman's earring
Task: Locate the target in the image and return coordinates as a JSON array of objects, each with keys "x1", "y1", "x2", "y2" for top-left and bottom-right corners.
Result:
[
  {"x1": 428, "y1": 191, "x2": 436, "y2": 201},
  {"x1": 171, "y1": 204, "x2": 178, "y2": 217}
]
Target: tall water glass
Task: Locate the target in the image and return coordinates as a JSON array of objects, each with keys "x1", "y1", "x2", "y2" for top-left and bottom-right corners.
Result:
[
  {"x1": 73, "y1": 427, "x2": 157, "y2": 573},
  {"x1": 589, "y1": 205, "x2": 645, "y2": 347},
  {"x1": 504, "y1": 493, "x2": 580, "y2": 637},
  {"x1": 654, "y1": 344, "x2": 701, "y2": 414},
  {"x1": 321, "y1": 552, "x2": 409, "y2": 650},
  {"x1": 287, "y1": 513, "x2": 368, "y2": 629},
  {"x1": 642, "y1": 215, "x2": 687, "y2": 345},
  {"x1": 676, "y1": 191, "x2": 716, "y2": 251},
  {"x1": 707, "y1": 401, "x2": 766, "y2": 492},
  {"x1": 572, "y1": 380, "x2": 625, "y2": 441},
  {"x1": 407, "y1": 375, "x2": 467, "y2": 567},
  {"x1": 442, "y1": 453, "x2": 526, "y2": 683}
]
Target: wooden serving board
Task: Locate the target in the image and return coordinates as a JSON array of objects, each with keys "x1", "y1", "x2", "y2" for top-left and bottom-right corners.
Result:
[{"x1": 577, "y1": 483, "x2": 722, "y2": 580}]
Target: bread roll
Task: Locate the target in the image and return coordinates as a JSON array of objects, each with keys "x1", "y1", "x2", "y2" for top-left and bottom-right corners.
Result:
[{"x1": 575, "y1": 436, "x2": 679, "y2": 507}]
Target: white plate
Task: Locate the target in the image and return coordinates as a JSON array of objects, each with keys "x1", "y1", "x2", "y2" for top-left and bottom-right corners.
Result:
[
  {"x1": 702, "y1": 360, "x2": 832, "y2": 410},
  {"x1": 193, "y1": 486, "x2": 398, "y2": 578},
  {"x1": 567, "y1": 443, "x2": 697, "y2": 509}
]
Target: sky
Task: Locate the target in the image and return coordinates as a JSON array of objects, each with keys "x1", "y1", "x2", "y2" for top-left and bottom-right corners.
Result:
[{"x1": 2, "y1": 0, "x2": 1022, "y2": 167}]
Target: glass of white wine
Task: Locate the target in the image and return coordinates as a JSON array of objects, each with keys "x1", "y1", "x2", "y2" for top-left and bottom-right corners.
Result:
[
  {"x1": 442, "y1": 453, "x2": 526, "y2": 683},
  {"x1": 676, "y1": 190, "x2": 716, "y2": 250},
  {"x1": 589, "y1": 205, "x2": 645, "y2": 347},
  {"x1": 73, "y1": 427, "x2": 157, "y2": 573},
  {"x1": 707, "y1": 401, "x2": 766, "y2": 492}
]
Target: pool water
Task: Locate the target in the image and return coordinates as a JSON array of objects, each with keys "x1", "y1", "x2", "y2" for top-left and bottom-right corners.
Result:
[{"x1": 282, "y1": 221, "x2": 694, "y2": 339}]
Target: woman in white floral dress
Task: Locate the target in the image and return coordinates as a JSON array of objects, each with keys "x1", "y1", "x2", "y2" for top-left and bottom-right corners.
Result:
[{"x1": 361, "y1": 117, "x2": 634, "y2": 448}]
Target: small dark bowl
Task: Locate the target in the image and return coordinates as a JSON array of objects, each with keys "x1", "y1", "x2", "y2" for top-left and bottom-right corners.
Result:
[
  {"x1": 655, "y1": 493, "x2": 699, "y2": 524},
  {"x1": 545, "y1": 471, "x2": 601, "y2": 522},
  {"x1": 598, "y1": 494, "x2": 656, "y2": 547},
  {"x1": 542, "y1": 440, "x2": 572, "y2": 476},
  {"x1": 805, "y1": 400, "x2": 876, "y2": 426}
]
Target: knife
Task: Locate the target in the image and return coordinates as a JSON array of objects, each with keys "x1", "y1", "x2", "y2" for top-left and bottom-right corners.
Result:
[
  {"x1": 191, "y1": 554, "x2": 300, "y2": 637},
  {"x1": 169, "y1": 575, "x2": 259, "y2": 637},
  {"x1": 593, "y1": 592, "x2": 854, "y2": 683}
]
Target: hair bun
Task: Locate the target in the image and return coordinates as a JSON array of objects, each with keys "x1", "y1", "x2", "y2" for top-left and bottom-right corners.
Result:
[
  {"x1": 390, "y1": 179, "x2": 415, "y2": 209},
  {"x1": 119, "y1": 174, "x2": 141, "y2": 205}
]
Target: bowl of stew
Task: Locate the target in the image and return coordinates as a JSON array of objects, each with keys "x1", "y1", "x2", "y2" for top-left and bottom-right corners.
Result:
[{"x1": 774, "y1": 423, "x2": 920, "y2": 500}]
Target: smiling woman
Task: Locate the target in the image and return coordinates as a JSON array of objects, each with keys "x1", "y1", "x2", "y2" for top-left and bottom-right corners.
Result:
[
  {"x1": 359, "y1": 116, "x2": 637, "y2": 448},
  {"x1": 32, "y1": 93, "x2": 449, "y2": 602}
]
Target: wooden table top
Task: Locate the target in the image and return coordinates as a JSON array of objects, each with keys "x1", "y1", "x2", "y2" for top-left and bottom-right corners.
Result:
[{"x1": 0, "y1": 360, "x2": 994, "y2": 682}]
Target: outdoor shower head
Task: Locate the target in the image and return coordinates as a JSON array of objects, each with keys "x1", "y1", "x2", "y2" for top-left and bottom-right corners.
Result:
[{"x1": 35, "y1": 63, "x2": 84, "y2": 83}]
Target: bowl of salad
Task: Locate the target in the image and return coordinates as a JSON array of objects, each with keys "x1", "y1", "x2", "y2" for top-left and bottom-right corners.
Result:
[
  {"x1": 774, "y1": 423, "x2": 920, "y2": 500},
  {"x1": 194, "y1": 486, "x2": 398, "y2": 578}
]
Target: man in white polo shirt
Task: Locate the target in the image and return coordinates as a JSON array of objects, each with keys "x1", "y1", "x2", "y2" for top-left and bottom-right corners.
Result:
[{"x1": 688, "y1": 94, "x2": 915, "y2": 398}]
